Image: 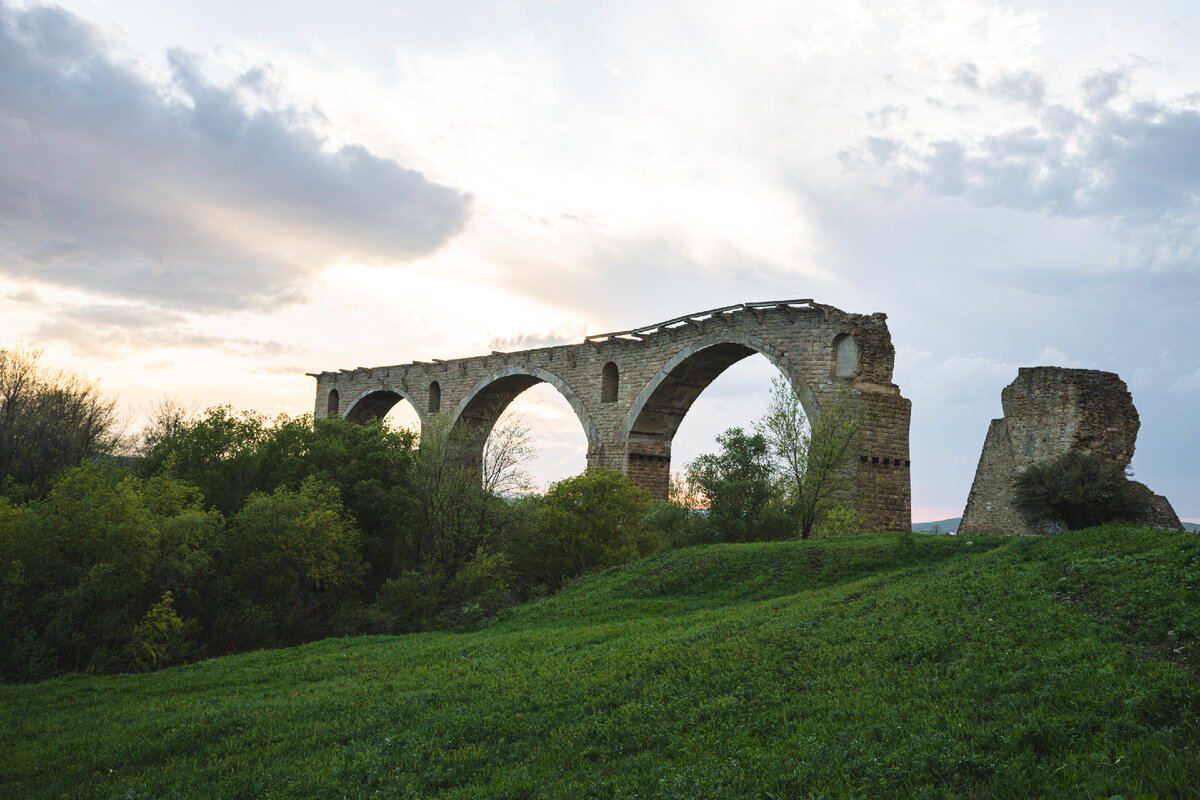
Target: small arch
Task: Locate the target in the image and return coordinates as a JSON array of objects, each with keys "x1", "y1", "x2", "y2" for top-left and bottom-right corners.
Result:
[
  {"x1": 327, "y1": 389, "x2": 340, "y2": 416},
  {"x1": 449, "y1": 364, "x2": 600, "y2": 451},
  {"x1": 833, "y1": 333, "x2": 858, "y2": 377},
  {"x1": 343, "y1": 385, "x2": 426, "y2": 427},
  {"x1": 428, "y1": 381, "x2": 441, "y2": 413},
  {"x1": 601, "y1": 361, "x2": 619, "y2": 403}
]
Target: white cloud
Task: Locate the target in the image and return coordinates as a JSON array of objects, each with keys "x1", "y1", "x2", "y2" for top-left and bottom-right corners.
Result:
[{"x1": 0, "y1": 2, "x2": 470, "y2": 312}]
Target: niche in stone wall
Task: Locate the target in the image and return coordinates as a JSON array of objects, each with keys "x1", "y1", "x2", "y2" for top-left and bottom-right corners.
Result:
[
  {"x1": 428, "y1": 381, "x2": 441, "y2": 413},
  {"x1": 327, "y1": 388, "x2": 340, "y2": 416},
  {"x1": 833, "y1": 334, "x2": 858, "y2": 377},
  {"x1": 601, "y1": 361, "x2": 619, "y2": 402}
]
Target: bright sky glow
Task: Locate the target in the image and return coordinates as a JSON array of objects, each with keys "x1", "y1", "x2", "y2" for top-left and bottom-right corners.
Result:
[{"x1": 1, "y1": 0, "x2": 1197, "y2": 522}]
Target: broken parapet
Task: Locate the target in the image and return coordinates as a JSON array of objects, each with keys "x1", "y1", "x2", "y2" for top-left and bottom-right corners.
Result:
[{"x1": 959, "y1": 367, "x2": 1183, "y2": 535}]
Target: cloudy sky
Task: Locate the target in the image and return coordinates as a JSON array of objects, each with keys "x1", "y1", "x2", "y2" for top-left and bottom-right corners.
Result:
[{"x1": 1, "y1": 0, "x2": 1197, "y2": 522}]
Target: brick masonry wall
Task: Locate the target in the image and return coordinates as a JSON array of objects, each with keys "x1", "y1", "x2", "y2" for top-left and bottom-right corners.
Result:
[{"x1": 312, "y1": 301, "x2": 912, "y2": 532}]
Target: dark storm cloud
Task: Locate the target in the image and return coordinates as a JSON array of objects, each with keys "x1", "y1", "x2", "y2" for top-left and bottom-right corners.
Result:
[{"x1": 0, "y1": 2, "x2": 471, "y2": 311}]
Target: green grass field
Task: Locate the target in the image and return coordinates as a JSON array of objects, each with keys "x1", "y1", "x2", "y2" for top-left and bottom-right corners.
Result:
[{"x1": 3, "y1": 527, "x2": 1198, "y2": 799}]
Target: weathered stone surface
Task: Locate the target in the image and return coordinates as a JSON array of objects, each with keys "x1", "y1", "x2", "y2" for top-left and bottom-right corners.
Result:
[
  {"x1": 960, "y1": 367, "x2": 1182, "y2": 535},
  {"x1": 310, "y1": 300, "x2": 912, "y2": 532},
  {"x1": 1134, "y1": 484, "x2": 1185, "y2": 531}
]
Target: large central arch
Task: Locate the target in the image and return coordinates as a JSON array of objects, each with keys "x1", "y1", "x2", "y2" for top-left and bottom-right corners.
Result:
[
  {"x1": 310, "y1": 300, "x2": 912, "y2": 531},
  {"x1": 623, "y1": 330, "x2": 819, "y2": 445}
]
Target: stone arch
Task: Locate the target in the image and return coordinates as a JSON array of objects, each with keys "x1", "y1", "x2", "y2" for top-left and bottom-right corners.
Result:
[
  {"x1": 601, "y1": 361, "x2": 619, "y2": 403},
  {"x1": 343, "y1": 384, "x2": 426, "y2": 426},
  {"x1": 327, "y1": 388, "x2": 340, "y2": 417},
  {"x1": 449, "y1": 364, "x2": 600, "y2": 453},
  {"x1": 623, "y1": 330, "x2": 820, "y2": 445}
]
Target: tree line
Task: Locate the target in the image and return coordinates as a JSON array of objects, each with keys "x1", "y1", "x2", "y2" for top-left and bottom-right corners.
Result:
[{"x1": 0, "y1": 349, "x2": 868, "y2": 682}]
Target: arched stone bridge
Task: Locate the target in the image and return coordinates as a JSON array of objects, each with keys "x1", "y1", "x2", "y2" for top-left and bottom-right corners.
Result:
[{"x1": 310, "y1": 300, "x2": 911, "y2": 531}]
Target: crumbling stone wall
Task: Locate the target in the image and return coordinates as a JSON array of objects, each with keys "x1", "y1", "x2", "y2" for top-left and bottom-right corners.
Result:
[{"x1": 960, "y1": 367, "x2": 1182, "y2": 535}]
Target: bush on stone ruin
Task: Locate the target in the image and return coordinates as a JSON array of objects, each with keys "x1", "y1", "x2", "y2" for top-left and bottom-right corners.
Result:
[{"x1": 1013, "y1": 451, "x2": 1150, "y2": 531}]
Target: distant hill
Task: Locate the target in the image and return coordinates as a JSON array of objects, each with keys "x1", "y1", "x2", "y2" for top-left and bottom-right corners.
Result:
[
  {"x1": 916, "y1": 518, "x2": 1200, "y2": 534},
  {"x1": 3, "y1": 526, "x2": 1199, "y2": 798},
  {"x1": 913, "y1": 516, "x2": 961, "y2": 533}
]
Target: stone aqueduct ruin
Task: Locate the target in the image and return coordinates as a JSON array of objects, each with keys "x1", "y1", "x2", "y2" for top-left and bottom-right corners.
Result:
[{"x1": 311, "y1": 300, "x2": 912, "y2": 532}]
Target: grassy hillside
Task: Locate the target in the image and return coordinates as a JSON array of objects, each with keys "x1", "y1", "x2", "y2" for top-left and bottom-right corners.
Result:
[{"x1": 3, "y1": 528, "x2": 1198, "y2": 799}]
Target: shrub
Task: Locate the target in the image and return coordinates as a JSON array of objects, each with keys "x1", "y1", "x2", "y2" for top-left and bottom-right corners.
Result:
[
  {"x1": 1014, "y1": 451, "x2": 1150, "y2": 531},
  {"x1": 213, "y1": 478, "x2": 364, "y2": 647},
  {"x1": 450, "y1": 547, "x2": 516, "y2": 616},
  {"x1": 687, "y1": 428, "x2": 792, "y2": 542},
  {"x1": 123, "y1": 591, "x2": 186, "y2": 672},
  {"x1": 508, "y1": 470, "x2": 658, "y2": 591},
  {"x1": 374, "y1": 570, "x2": 445, "y2": 633}
]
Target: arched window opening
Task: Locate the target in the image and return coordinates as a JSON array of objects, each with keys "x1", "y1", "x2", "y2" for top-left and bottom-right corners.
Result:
[
  {"x1": 833, "y1": 334, "x2": 858, "y2": 377},
  {"x1": 601, "y1": 361, "x2": 619, "y2": 403},
  {"x1": 327, "y1": 389, "x2": 340, "y2": 416},
  {"x1": 428, "y1": 381, "x2": 441, "y2": 413}
]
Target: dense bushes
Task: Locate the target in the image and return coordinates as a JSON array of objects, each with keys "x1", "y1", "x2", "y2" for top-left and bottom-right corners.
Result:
[
  {"x1": 0, "y1": 404, "x2": 665, "y2": 681},
  {"x1": 0, "y1": 469, "x2": 219, "y2": 680},
  {"x1": 1014, "y1": 451, "x2": 1150, "y2": 530}
]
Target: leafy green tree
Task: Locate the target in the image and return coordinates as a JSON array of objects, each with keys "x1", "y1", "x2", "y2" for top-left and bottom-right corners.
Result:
[
  {"x1": 212, "y1": 477, "x2": 365, "y2": 650},
  {"x1": 1014, "y1": 451, "x2": 1150, "y2": 531},
  {"x1": 123, "y1": 591, "x2": 187, "y2": 672},
  {"x1": 0, "y1": 347, "x2": 121, "y2": 501},
  {"x1": 140, "y1": 404, "x2": 272, "y2": 515},
  {"x1": 142, "y1": 406, "x2": 423, "y2": 589},
  {"x1": 0, "y1": 466, "x2": 219, "y2": 680},
  {"x1": 687, "y1": 428, "x2": 791, "y2": 542},
  {"x1": 757, "y1": 378, "x2": 862, "y2": 538},
  {"x1": 411, "y1": 412, "x2": 525, "y2": 576},
  {"x1": 508, "y1": 469, "x2": 658, "y2": 591},
  {"x1": 253, "y1": 415, "x2": 421, "y2": 588}
]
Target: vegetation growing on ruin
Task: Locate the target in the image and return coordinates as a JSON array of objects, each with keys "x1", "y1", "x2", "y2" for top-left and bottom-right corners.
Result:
[
  {"x1": 1014, "y1": 450, "x2": 1150, "y2": 530},
  {"x1": 2, "y1": 526, "x2": 1198, "y2": 798}
]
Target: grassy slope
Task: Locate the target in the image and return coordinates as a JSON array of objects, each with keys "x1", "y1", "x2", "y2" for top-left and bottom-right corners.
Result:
[{"x1": 3, "y1": 528, "x2": 1198, "y2": 799}]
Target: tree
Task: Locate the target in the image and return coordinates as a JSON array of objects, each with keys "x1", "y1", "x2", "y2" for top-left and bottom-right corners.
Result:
[
  {"x1": 507, "y1": 469, "x2": 658, "y2": 591},
  {"x1": 687, "y1": 427, "x2": 790, "y2": 541},
  {"x1": 213, "y1": 477, "x2": 364, "y2": 649},
  {"x1": 757, "y1": 377, "x2": 862, "y2": 538},
  {"x1": 1014, "y1": 451, "x2": 1150, "y2": 531},
  {"x1": 136, "y1": 396, "x2": 197, "y2": 455},
  {"x1": 411, "y1": 409, "x2": 535, "y2": 575},
  {"x1": 0, "y1": 347, "x2": 122, "y2": 501},
  {"x1": 139, "y1": 404, "x2": 272, "y2": 515},
  {"x1": 482, "y1": 410, "x2": 537, "y2": 495},
  {"x1": 0, "y1": 466, "x2": 219, "y2": 680}
]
